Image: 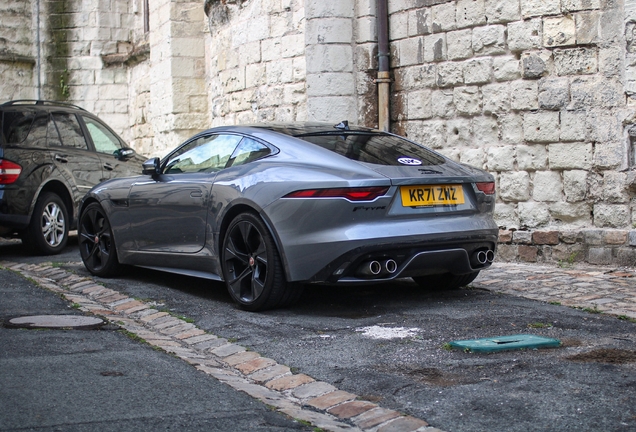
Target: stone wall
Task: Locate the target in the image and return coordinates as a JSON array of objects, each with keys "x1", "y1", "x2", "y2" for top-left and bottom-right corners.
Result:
[{"x1": 0, "y1": 0, "x2": 36, "y2": 100}]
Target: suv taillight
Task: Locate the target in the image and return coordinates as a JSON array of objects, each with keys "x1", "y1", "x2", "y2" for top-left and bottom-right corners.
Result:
[{"x1": 0, "y1": 159, "x2": 22, "y2": 184}]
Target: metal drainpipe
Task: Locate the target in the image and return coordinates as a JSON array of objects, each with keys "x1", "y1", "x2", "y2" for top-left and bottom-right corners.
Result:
[
  {"x1": 376, "y1": 0, "x2": 390, "y2": 131},
  {"x1": 36, "y1": 0, "x2": 41, "y2": 99}
]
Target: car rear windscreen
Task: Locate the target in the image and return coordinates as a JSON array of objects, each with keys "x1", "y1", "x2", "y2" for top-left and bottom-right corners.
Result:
[{"x1": 295, "y1": 132, "x2": 445, "y2": 166}]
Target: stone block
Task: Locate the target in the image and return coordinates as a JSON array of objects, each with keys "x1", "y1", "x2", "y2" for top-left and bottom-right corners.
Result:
[
  {"x1": 487, "y1": 145, "x2": 515, "y2": 171},
  {"x1": 493, "y1": 56, "x2": 521, "y2": 81},
  {"x1": 513, "y1": 230, "x2": 533, "y2": 244},
  {"x1": 593, "y1": 204, "x2": 630, "y2": 228},
  {"x1": 518, "y1": 245, "x2": 538, "y2": 262},
  {"x1": 389, "y1": 12, "x2": 409, "y2": 40},
  {"x1": 482, "y1": 82, "x2": 510, "y2": 114},
  {"x1": 419, "y1": 120, "x2": 447, "y2": 149},
  {"x1": 394, "y1": 64, "x2": 437, "y2": 90},
  {"x1": 585, "y1": 229, "x2": 604, "y2": 245},
  {"x1": 563, "y1": 170, "x2": 588, "y2": 202},
  {"x1": 407, "y1": 89, "x2": 433, "y2": 119},
  {"x1": 495, "y1": 244, "x2": 518, "y2": 261},
  {"x1": 511, "y1": 80, "x2": 538, "y2": 111},
  {"x1": 446, "y1": 118, "x2": 472, "y2": 147},
  {"x1": 549, "y1": 143, "x2": 593, "y2": 170},
  {"x1": 453, "y1": 86, "x2": 482, "y2": 115},
  {"x1": 533, "y1": 171, "x2": 563, "y2": 202},
  {"x1": 560, "y1": 111, "x2": 587, "y2": 142},
  {"x1": 523, "y1": 111, "x2": 559, "y2": 142},
  {"x1": 616, "y1": 248, "x2": 636, "y2": 266},
  {"x1": 306, "y1": 2, "x2": 354, "y2": 18},
  {"x1": 507, "y1": 19, "x2": 542, "y2": 51},
  {"x1": 500, "y1": 113, "x2": 523, "y2": 144},
  {"x1": 446, "y1": 29, "x2": 473, "y2": 60},
  {"x1": 456, "y1": 0, "x2": 486, "y2": 28},
  {"x1": 543, "y1": 16, "x2": 576, "y2": 48},
  {"x1": 499, "y1": 229, "x2": 513, "y2": 243},
  {"x1": 562, "y1": 0, "x2": 601, "y2": 12},
  {"x1": 306, "y1": 44, "x2": 353, "y2": 73},
  {"x1": 431, "y1": 2, "x2": 456, "y2": 32},
  {"x1": 460, "y1": 148, "x2": 486, "y2": 168},
  {"x1": 430, "y1": 89, "x2": 454, "y2": 118},
  {"x1": 472, "y1": 25, "x2": 506, "y2": 55},
  {"x1": 437, "y1": 62, "x2": 464, "y2": 87},
  {"x1": 517, "y1": 144, "x2": 548, "y2": 171},
  {"x1": 424, "y1": 34, "x2": 447, "y2": 62},
  {"x1": 408, "y1": 8, "x2": 432, "y2": 36},
  {"x1": 473, "y1": 116, "x2": 499, "y2": 145},
  {"x1": 554, "y1": 48, "x2": 597, "y2": 76},
  {"x1": 521, "y1": 52, "x2": 547, "y2": 79},
  {"x1": 550, "y1": 202, "x2": 592, "y2": 224},
  {"x1": 306, "y1": 72, "x2": 355, "y2": 96},
  {"x1": 602, "y1": 172, "x2": 629, "y2": 204},
  {"x1": 538, "y1": 78, "x2": 570, "y2": 110},
  {"x1": 485, "y1": 0, "x2": 520, "y2": 23},
  {"x1": 499, "y1": 171, "x2": 530, "y2": 202},
  {"x1": 494, "y1": 202, "x2": 520, "y2": 229},
  {"x1": 281, "y1": 33, "x2": 305, "y2": 58},
  {"x1": 629, "y1": 230, "x2": 636, "y2": 246},
  {"x1": 594, "y1": 141, "x2": 626, "y2": 171},
  {"x1": 518, "y1": 202, "x2": 551, "y2": 227},
  {"x1": 464, "y1": 58, "x2": 492, "y2": 85},
  {"x1": 588, "y1": 247, "x2": 612, "y2": 265},
  {"x1": 575, "y1": 11, "x2": 599, "y2": 44},
  {"x1": 533, "y1": 231, "x2": 559, "y2": 245},
  {"x1": 604, "y1": 230, "x2": 628, "y2": 245},
  {"x1": 521, "y1": 0, "x2": 561, "y2": 18},
  {"x1": 560, "y1": 230, "x2": 584, "y2": 244}
]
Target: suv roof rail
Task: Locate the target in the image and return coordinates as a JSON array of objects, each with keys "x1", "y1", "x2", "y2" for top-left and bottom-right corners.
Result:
[{"x1": 0, "y1": 100, "x2": 87, "y2": 111}]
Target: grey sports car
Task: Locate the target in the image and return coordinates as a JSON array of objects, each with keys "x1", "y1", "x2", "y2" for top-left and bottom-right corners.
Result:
[{"x1": 78, "y1": 122, "x2": 498, "y2": 311}]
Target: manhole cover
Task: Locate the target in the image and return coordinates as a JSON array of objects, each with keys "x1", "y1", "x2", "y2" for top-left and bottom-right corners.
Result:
[
  {"x1": 449, "y1": 334, "x2": 561, "y2": 353},
  {"x1": 6, "y1": 315, "x2": 105, "y2": 329}
]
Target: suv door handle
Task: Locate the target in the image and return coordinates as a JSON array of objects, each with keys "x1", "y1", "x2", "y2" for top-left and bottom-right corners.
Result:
[
  {"x1": 103, "y1": 163, "x2": 114, "y2": 171},
  {"x1": 54, "y1": 154, "x2": 68, "y2": 163}
]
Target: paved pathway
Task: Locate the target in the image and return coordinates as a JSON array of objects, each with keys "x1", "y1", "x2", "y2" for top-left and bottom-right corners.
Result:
[{"x1": 474, "y1": 262, "x2": 636, "y2": 319}]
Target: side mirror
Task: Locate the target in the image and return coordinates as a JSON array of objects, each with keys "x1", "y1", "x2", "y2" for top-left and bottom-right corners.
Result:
[
  {"x1": 114, "y1": 147, "x2": 136, "y2": 160},
  {"x1": 142, "y1": 157, "x2": 161, "y2": 176}
]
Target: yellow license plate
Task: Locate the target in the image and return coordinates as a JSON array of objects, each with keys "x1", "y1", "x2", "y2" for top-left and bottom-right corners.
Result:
[{"x1": 400, "y1": 184, "x2": 465, "y2": 206}]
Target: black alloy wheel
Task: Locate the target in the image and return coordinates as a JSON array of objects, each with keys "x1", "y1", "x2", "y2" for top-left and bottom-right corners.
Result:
[
  {"x1": 413, "y1": 271, "x2": 480, "y2": 290},
  {"x1": 78, "y1": 202, "x2": 121, "y2": 277},
  {"x1": 22, "y1": 192, "x2": 69, "y2": 255},
  {"x1": 221, "y1": 212, "x2": 301, "y2": 311}
]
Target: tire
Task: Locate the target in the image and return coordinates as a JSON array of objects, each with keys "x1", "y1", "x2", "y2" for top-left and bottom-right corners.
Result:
[
  {"x1": 22, "y1": 192, "x2": 69, "y2": 255},
  {"x1": 221, "y1": 212, "x2": 302, "y2": 311},
  {"x1": 413, "y1": 271, "x2": 480, "y2": 291},
  {"x1": 78, "y1": 202, "x2": 121, "y2": 277}
]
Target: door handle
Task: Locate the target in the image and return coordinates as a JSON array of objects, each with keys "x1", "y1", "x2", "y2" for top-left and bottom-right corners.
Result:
[
  {"x1": 103, "y1": 163, "x2": 114, "y2": 171},
  {"x1": 54, "y1": 154, "x2": 68, "y2": 163},
  {"x1": 190, "y1": 191, "x2": 203, "y2": 198}
]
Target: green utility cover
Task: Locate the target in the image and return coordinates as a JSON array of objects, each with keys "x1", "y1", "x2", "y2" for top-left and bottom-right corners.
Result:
[{"x1": 449, "y1": 334, "x2": 561, "y2": 353}]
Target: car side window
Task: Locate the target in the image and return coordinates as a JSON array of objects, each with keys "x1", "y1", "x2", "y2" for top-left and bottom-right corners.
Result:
[
  {"x1": 82, "y1": 116, "x2": 122, "y2": 154},
  {"x1": 51, "y1": 113, "x2": 89, "y2": 150},
  {"x1": 2, "y1": 111, "x2": 48, "y2": 147},
  {"x1": 164, "y1": 134, "x2": 242, "y2": 174},
  {"x1": 227, "y1": 137, "x2": 271, "y2": 167}
]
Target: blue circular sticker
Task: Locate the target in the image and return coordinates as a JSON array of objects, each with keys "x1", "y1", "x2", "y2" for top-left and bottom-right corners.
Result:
[{"x1": 397, "y1": 157, "x2": 422, "y2": 166}]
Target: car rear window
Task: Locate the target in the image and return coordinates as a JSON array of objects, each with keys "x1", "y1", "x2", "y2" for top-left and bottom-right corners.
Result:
[
  {"x1": 2, "y1": 111, "x2": 36, "y2": 145},
  {"x1": 295, "y1": 132, "x2": 445, "y2": 166}
]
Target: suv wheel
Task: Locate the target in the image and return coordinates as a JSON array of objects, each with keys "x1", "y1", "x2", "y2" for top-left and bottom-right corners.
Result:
[{"x1": 22, "y1": 192, "x2": 69, "y2": 255}]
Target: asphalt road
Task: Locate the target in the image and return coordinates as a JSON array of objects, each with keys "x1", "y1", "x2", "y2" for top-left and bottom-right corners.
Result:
[{"x1": 2, "y1": 237, "x2": 635, "y2": 432}]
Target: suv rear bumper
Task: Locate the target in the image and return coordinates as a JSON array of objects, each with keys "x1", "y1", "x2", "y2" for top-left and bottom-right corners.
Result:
[{"x1": 0, "y1": 213, "x2": 30, "y2": 230}]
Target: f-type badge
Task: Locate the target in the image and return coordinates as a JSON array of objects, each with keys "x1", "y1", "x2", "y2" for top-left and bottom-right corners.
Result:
[{"x1": 397, "y1": 157, "x2": 422, "y2": 166}]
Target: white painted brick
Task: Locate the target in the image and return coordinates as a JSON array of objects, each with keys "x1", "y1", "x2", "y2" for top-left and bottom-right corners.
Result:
[
  {"x1": 524, "y1": 111, "x2": 560, "y2": 142},
  {"x1": 549, "y1": 143, "x2": 593, "y2": 169},
  {"x1": 602, "y1": 172, "x2": 630, "y2": 203}
]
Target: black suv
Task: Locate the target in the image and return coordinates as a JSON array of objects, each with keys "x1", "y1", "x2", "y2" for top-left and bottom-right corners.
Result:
[{"x1": 0, "y1": 100, "x2": 144, "y2": 254}]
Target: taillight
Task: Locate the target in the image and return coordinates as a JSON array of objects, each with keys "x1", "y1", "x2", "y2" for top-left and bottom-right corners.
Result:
[
  {"x1": 284, "y1": 186, "x2": 389, "y2": 201},
  {"x1": 475, "y1": 182, "x2": 495, "y2": 195},
  {"x1": 0, "y1": 159, "x2": 22, "y2": 184}
]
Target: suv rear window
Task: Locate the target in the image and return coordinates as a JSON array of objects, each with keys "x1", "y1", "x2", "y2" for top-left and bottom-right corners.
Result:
[
  {"x1": 295, "y1": 132, "x2": 445, "y2": 166},
  {"x1": 2, "y1": 111, "x2": 35, "y2": 145}
]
